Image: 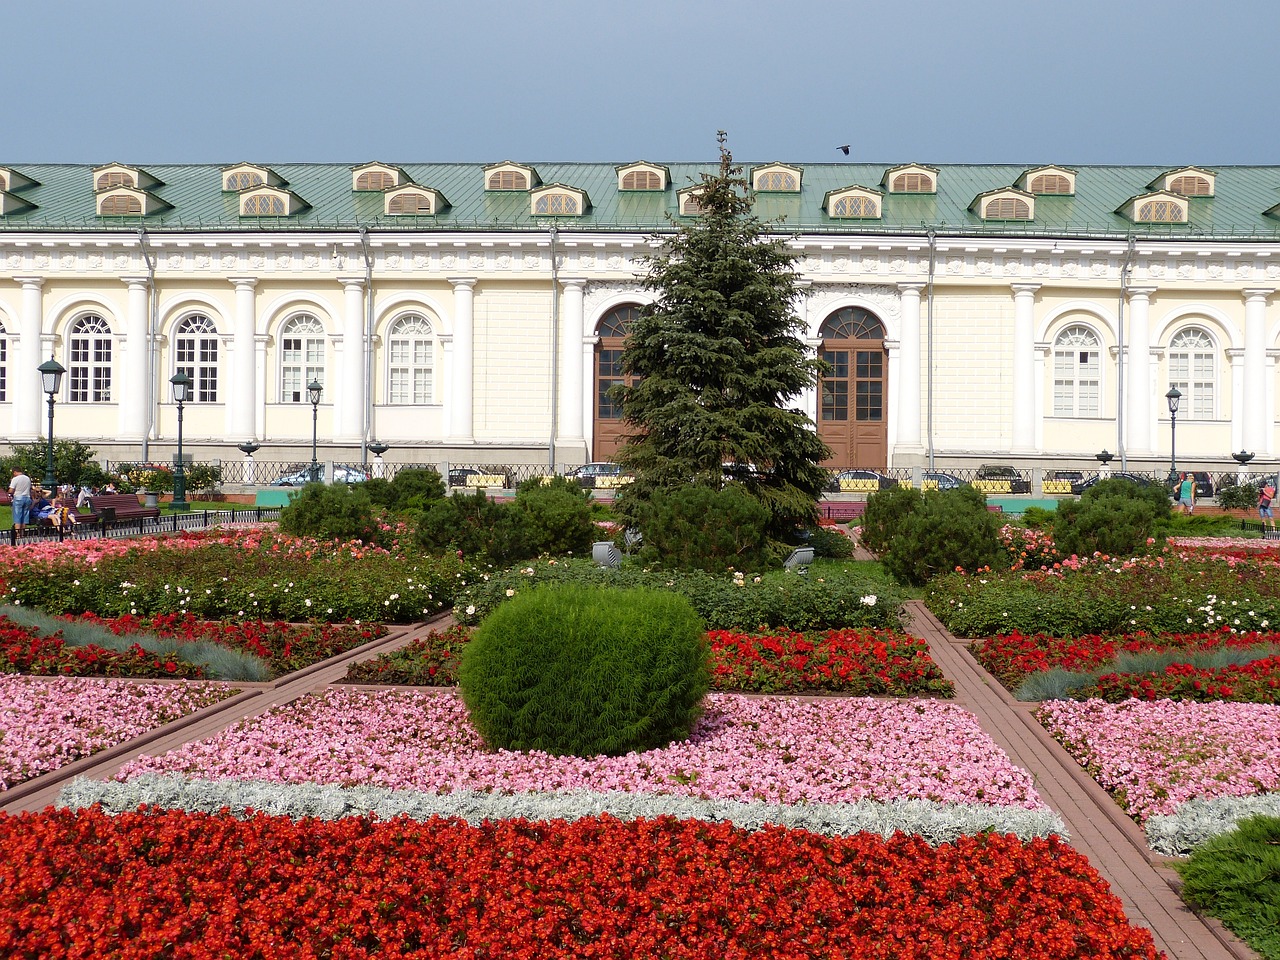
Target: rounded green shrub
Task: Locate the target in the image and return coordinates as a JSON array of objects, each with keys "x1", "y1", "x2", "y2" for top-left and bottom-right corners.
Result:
[
  {"x1": 881, "y1": 489, "x2": 1000, "y2": 586},
  {"x1": 859, "y1": 485, "x2": 923, "y2": 554},
  {"x1": 279, "y1": 482, "x2": 378, "y2": 542},
  {"x1": 458, "y1": 583, "x2": 710, "y2": 757},
  {"x1": 513, "y1": 480, "x2": 595, "y2": 557},
  {"x1": 1052, "y1": 478, "x2": 1170, "y2": 558},
  {"x1": 808, "y1": 526, "x2": 854, "y2": 559},
  {"x1": 633, "y1": 484, "x2": 771, "y2": 571}
]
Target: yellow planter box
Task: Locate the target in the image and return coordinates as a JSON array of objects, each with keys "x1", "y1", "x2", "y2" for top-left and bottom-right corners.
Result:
[
  {"x1": 465, "y1": 474, "x2": 507, "y2": 488},
  {"x1": 1042, "y1": 480, "x2": 1073, "y2": 494},
  {"x1": 595, "y1": 475, "x2": 634, "y2": 488},
  {"x1": 972, "y1": 479, "x2": 1012, "y2": 494},
  {"x1": 839, "y1": 478, "x2": 880, "y2": 493}
]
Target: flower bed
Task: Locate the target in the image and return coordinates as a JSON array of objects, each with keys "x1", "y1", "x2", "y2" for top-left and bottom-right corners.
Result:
[
  {"x1": 0, "y1": 613, "x2": 386, "y2": 679},
  {"x1": 342, "y1": 625, "x2": 954, "y2": 696},
  {"x1": 0, "y1": 807, "x2": 1161, "y2": 959},
  {"x1": 118, "y1": 690, "x2": 1043, "y2": 809},
  {"x1": 1038, "y1": 698, "x2": 1280, "y2": 821},
  {"x1": 0, "y1": 676, "x2": 237, "y2": 790}
]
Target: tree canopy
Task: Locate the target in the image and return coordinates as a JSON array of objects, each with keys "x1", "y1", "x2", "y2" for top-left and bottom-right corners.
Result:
[{"x1": 614, "y1": 133, "x2": 830, "y2": 539}]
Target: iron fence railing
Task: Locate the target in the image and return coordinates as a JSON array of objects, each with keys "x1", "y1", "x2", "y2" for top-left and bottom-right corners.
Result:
[{"x1": 4, "y1": 506, "x2": 283, "y2": 547}]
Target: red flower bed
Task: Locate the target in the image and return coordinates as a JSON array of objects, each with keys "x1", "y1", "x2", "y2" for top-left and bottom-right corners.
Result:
[
  {"x1": 706, "y1": 628, "x2": 954, "y2": 696},
  {"x1": 0, "y1": 808, "x2": 1160, "y2": 959},
  {"x1": 1083, "y1": 655, "x2": 1280, "y2": 703},
  {"x1": 0, "y1": 614, "x2": 387, "y2": 680},
  {"x1": 0, "y1": 621, "x2": 199, "y2": 679},
  {"x1": 342, "y1": 626, "x2": 954, "y2": 696}
]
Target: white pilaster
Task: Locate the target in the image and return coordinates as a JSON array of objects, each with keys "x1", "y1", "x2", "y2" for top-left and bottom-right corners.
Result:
[
  {"x1": 896, "y1": 282, "x2": 924, "y2": 451},
  {"x1": 120, "y1": 277, "x2": 150, "y2": 440},
  {"x1": 1228, "y1": 348, "x2": 1245, "y2": 454},
  {"x1": 1242, "y1": 288, "x2": 1273, "y2": 452},
  {"x1": 1011, "y1": 283, "x2": 1040, "y2": 452},
  {"x1": 338, "y1": 278, "x2": 367, "y2": 442},
  {"x1": 228, "y1": 278, "x2": 258, "y2": 440},
  {"x1": 558, "y1": 278, "x2": 586, "y2": 447},
  {"x1": 1124, "y1": 287, "x2": 1155, "y2": 456},
  {"x1": 13, "y1": 277, "x2": 44, "y2": 439},
  {"x1": 447, "y1": 278, "x2": 476, "y2": 443}
]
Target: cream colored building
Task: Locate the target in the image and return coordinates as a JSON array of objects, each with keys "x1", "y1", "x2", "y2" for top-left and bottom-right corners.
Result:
[{"x1": 2, "y1": 159, "x2": 1279, "y2": 476}]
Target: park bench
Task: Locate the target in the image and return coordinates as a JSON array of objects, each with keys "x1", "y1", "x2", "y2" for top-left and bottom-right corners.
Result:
[
  {"x1": 36, "y1": 495, "x2": 96, "y2": 528},
  {"x1": 86, "y1": 493, "x2": 160, "y2": 525}
]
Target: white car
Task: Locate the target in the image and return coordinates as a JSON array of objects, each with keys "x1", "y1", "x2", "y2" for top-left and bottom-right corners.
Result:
[{"x1": 271, "y1": 465, "x2": 369, "y2": 486}]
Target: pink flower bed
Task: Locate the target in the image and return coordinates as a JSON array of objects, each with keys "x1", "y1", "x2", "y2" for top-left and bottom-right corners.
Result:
[
  {"x1": 0, "y1": 676, "x2": 237, "y2": 790},
  {"x1": 118, "y1": 690, "x2": 1045, "y2": 809},
  {"x1": 1038, "y1": 698, "x2": 1280, "y2": 820}
]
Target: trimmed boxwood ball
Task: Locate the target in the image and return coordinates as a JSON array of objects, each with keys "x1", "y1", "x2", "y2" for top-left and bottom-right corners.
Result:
[{"x1": 458, "y1": 583, "x2": 710, "y2": 758}]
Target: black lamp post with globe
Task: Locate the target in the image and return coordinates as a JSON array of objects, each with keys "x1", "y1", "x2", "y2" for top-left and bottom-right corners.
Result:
[
  {"x1": 1165, "y1": 386, "x2": 1182, "y2": 487},
  {"x1": 38, "y1": 355, "x2": 65, "y2": 490},
  {"x1": 169, "y1": 370, "x2": 192, "y2": 512},
  {"x1": 308, "y1": 379, "x2": 323, "y2": 483}
]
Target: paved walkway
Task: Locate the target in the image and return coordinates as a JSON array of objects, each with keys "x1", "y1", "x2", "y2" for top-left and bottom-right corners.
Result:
[{"x1": 904, "y1": 600, "x2": 1255, "y2": 960}]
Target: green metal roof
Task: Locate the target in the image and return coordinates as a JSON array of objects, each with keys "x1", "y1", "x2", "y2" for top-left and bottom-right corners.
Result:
[{"x1": 2, "y1": 161, "x2": 1280, "y2": 239}]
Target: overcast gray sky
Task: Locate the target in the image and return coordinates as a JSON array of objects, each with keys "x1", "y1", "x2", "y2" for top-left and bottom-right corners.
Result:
[{"x1": 5, "y1": 0, "x2": 1276, "y2": 165}]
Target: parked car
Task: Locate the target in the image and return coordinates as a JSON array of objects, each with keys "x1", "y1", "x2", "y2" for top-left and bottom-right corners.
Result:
[
  {"x1": 271, "y1": 465, "x2": 368, "y2": 486},
  {"x1": 565, "y1": 462, "x2": 631, "y2": 488},
  {"x1": 922, "y1": 470, "x2": 963, "y2": 491},
  {"x1": 447, "y1": 466, "x2": 515, "y2": 488},
  {"x1": 828, "y1": 469, "x2": 898, "y2": 492},
  {"x1": 1071, "y1": 472, "x2": 1154, "y2": 495},
  {"x1": 975, "y1": 464, "x2": 1031, "y2": 494}
]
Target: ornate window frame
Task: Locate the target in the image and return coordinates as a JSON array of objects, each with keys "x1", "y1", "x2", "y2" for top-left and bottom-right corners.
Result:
[
  {"x1": 68, "y1": 314, "x2": 114, "y2": 403},
  {"x1": 352, "y1": 162, "x2": 408, "y2": 192},
  {"x1": 881, "y1": 163, "x2": 938, "y2": 194},
  {"x1": 1117, "y1": 191, "x2": 1188, "y2": 224},
  {"x1": 1051, "y1": 323, "x2": 1103, "y2": 417},
  {"x1": 1017, "y1": 166, "x2": 1076, "y2": 195},
  {"x1": 677, "y1": 186, "x2": 707, "y2": 216},
  {"x1": 173, "y1": 314, "x2": 220, "y2": 403},
  {"x1": 1168, "y1": 326, "x2": 1217, "y2": 420},
  {"x1": 971, "y1": 188, "x2": 1035, "y2": 221},
  {"x1": 238, "y1": 185, "x2": 308, "y2": 217},
  {"x1": 278, "y1": 314, "x2": 326, "y2": 403},
  {"x1": 615, "y1": 162, "x2": 669, "y2": 191},
  {"x1": 823, "y1": 186, "x2": 882, "y2": 219},
  {"x1": 385, "y1": 313, "x2": 436, "y2": 405},
  {"x1": 91, "y1": 163, "x2": 160, "y2": 192},
  {"x1": 1148, "y1": 166, "x2": 1216, "y2": 198},
  {"x1": 95, "y1": 186, "x2": 170, "y2": 217},
  {"x1": 220, "y1": 163, "x2": 283, "y2": 192},
  {"x1": 384, "y1": 185, "x2": 448, "y2": 216},
  {"x1": 483, "y1": 161, "x2": 539, "y2": 192},
  {"x1": 750, "y1": 163, "x2": 802, "y2": 193},
  {"x1": 531, "y1": 184, "x2": 589, "y2": 217}
]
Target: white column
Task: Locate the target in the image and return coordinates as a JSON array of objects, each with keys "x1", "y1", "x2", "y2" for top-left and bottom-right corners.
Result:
[
  {"x1": 1243, "y1": 289, "x2": 1273, "y2": 452},
  {"x1": 447, "y1": 277, "x2": 476, "y2": 443},
  {"x1": 120, "y1": 277, "x2": 150, "y2": 440},
  {"x1": 896, "y1": 282, "x2": 924, "y2": 451},
  {"x1": 228, "y1": 278, "x2": 258, "y2": 440},
  {"x1": 1228, "y1": 349, "x2": 1245, "y2": 453},
  {"x1": 13, "y1": 277, "x2": 44, "y2": 438},
  {"x1": 1124, "y1": 287, "x2": 1155, "y2": 456},
  {"x1": 558, "y1": 278, "x2": 586, "y2": 447},
  {"x1": 254, "y1": 335, "x2": 269, "y2": 440},
  {"x1": 1011, "y1": 283, "x2": 1040, "y2": 452},
  {"x1": 338, "y1": 278, "x2": 366, "y2": 442}
]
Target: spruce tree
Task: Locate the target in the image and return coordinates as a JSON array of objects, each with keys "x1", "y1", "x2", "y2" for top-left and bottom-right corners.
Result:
[{"x1": 614, "y1": 133, "x2": 831, "y2": 541}]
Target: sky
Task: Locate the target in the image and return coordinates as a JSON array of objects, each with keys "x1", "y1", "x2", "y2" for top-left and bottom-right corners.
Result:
[{"x1": 4, "y1": 0, "x2": 1277, "y2": 166}]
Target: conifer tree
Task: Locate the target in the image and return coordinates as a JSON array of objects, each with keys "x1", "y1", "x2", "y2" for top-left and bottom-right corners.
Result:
[{"x1": 614, "y1": 133, "x2": 831, "y2": 539}]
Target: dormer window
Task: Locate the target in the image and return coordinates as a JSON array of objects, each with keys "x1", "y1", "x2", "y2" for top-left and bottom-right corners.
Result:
[
  {"x1": 385, "y1": 185, "x2": 448, "y2": 216},
  {"x1": 971, "y1": 188, "x2": 1034, "y2": 221},
  {"x1": 616, "y1": 162, "x2": 669, "y2": 191},
  {"x1": 751, "y1": 163, "x2": 802, "y2": 192},
  {"x1": 484, "y1": 161, "x2": 539, "y2": 191},
  {"x1": 1116, "y1": 191, "x2": 1188, "y2": 224},
  {"x1": 221, "y1": 163, "x2": 283, "y2": 192},
  {"x1": 824, "y1": 186, "x2": 882, "y2": 219},
  {"x1": 1149, "y1": 167, "x2": 1215, "y2": 198},
  {"x1": 1018, "y1": 166, "x2": 1076, "y2": 195},
  {"x1": 92, "y1": 163, "x2": 160, "y2": 192},
  {"x1": 882, "y1": 164, "x2": 938, "y2": 194},
  {"x1": 532, "y1": 185, "x2": 588, "y2": 216},
  {"x1": 238, "y1": 185, "x2": 307, "y2": 217},
  {"x1": 0, "y1": 167, "x2": 38, "y2": 193},
  {"x1": 0, "y1": 191, "x2": 36, "y2": 215},
  {"x1": 96, "y1": 186, "x2": 169, "y2": 217},
  {"x1": 677, "y1": 186, "x2": 706, "y2": 216},
  {"x1": 352, "y1": 162, "x2": 407, "y2": 191}
]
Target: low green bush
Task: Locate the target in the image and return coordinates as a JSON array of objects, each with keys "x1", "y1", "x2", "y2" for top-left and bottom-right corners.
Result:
[
  {"x1": 415, "y1": 490, "x2": 524, "y2": 564},
  {"x1": 860, "y1": 486, "x2": 923, "y2": 555},
  {"x1": 1216, "y1": 477, "x2": 1261, "y2": 511},
  {"x1": 881, "y1": 489, "x2": 1001, "y2": 587},
  {"x1": 809, "y1": 527, "x2": 854, "y2": 559},
  {"x1": 1176, "y1": 815, "x2": 1280, "y2": 959},
  {"x1": 1052, "y1": 478, "x2": 1170, "y2": 559},
  {"x1": 631, "y1": 485, "x2": 771, "y2": 572},
  {"x1": 512, "y1": 479, "x2": 595, "y2": 558},
  {"x1": 279, "y1": 482, "x2": 378, "y2": 543},
  {"x1": 458, "y1": 583, "x2": 709, "y2": 757}
]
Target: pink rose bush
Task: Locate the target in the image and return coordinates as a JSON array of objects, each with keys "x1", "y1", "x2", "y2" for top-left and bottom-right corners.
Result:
[
  {"x1": 1038, "y1": 697, "x2": 1280, "y2": 820},
  {"x1": 118, "y1": 690, "x2": 1046, "y2": 809},
  {"x1": 0, "y1": 676, "x2": 237, "y2": 790}
]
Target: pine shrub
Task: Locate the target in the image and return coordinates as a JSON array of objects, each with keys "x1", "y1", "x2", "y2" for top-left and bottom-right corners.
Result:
[
  {"x1": 633, "y1": 484, "x2": 771, "y2": 572},
  {"x1": 458, "y1": 583, "x2": 709, "y2": 757},
  {"x1": 859, "y1": 486, "x2": 923, "y2": 554},
  {"x1": 809, "y1": 527, "x2": 854, "y2": 559},
  {"x1": 881, "y1": 489, "x2": 1000, "y2": 587},
  {"x1": 279, "y1": 483, "x2": 378, "y2": 543},
  {"x1": 1053, "y1": 479, "x2": 1169, "y2": 558},
  {"x1": 512, "y1": 479, "x2": 595, "y2": 557},
  {"x1": 1176, "y1": 815, "x2": 1280, "y2": 959}
]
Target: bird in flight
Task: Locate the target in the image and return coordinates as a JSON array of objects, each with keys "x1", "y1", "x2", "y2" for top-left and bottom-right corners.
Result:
[{"x1": 838, "y1": 145, "x2": 850, "y2": 155}]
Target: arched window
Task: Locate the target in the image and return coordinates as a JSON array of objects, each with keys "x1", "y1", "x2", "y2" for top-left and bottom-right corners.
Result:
[
  {"x1": 279, "y1": 314, "x2": 325, "y2": 403},
  {"x1": 596, "y1": 305, "x2": 639, "y2": 421},
  {"x1": 831, "y1": 195, "x2": 878, "y2": 218},
  {"x1": 1169, "y1": 327, "x2": 1216, "y2": 419},
  {"x1": 534, "y1": 193, "x2": 579, "y2": 215},
  {"x1": 622, "y1": 170, "x2": 661, "y2": 190},
  {"x1": 1029, "y1": 174, "x2": 1072, "y2": 194},
  {"x1": 984, "y1": 197, "x2": 1030, "y2": 220},
  {"x1": 244, "y1": 194, "x2": 285, "y2": 215},
  {"x1": 69, "y1": 315, "x2": 113, "y2": 402},
  {"x1": 95, "y1": 171, "x2": 134, "y2": 190},
  {"x1": 1052, "y1": 325, "x2": 1101, "y2": 417},
  {"x1": 1170, "y1": 175, "x2": 1211, "y2": 197},
  {"x1": 225, "y1": 171, "x2": 263, "y2": 191},
  {"x1": 356, "y1": 170, "x2": 396, "y2": 191},
  {"x1": 388, "y1": 191, "x2": 432, "y2": 214},
  {"x1": 387, "y1": 314, "x2": 434, "y2": 404},
  {"x1": 99, "y1": 194, "x2": 142, "y2": 215},
  {"x1": 891, "y1": 172, "x2": 933, "y2": 193},
  {"x1": 1138, "y1": 200, "x2": 1184, "y2": 222},
  {"x1": 487, "y1": 170, "x2": 528, "y2": 190},
  {"x1": 175, "y1": 314, "x2": 219, "y2": 402},
  {"x1": 756, "y1": 171, "x2": 797, "y2": 191}
]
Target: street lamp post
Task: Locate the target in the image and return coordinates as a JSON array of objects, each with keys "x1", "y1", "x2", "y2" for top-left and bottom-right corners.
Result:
[
  {"x1": 38, "y1": 355, "x2": 66, "y2": 490},
  {"x1": 169, "y1": 370, "x2": 192, "y2": 512},
  {"x1": 1166, "y1": 386, "x2": 1182, "y2": 487},
  {"x1": 308, "y1": 378, "x2": 323, "y2": 483}
]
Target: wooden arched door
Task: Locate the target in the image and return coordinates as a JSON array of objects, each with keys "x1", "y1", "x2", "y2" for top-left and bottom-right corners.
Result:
[
  {"x1": 592, "y1": 304, "x2": 640, "y2": 461},
  {"x1": 817, "y1": 306, "x2": 888, "y2": 469}
]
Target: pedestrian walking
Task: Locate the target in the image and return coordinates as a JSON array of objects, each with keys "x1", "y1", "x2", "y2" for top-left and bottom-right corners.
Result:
[{"x1": 7, "y1": 468, "x2": 33, "y2": 537}]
